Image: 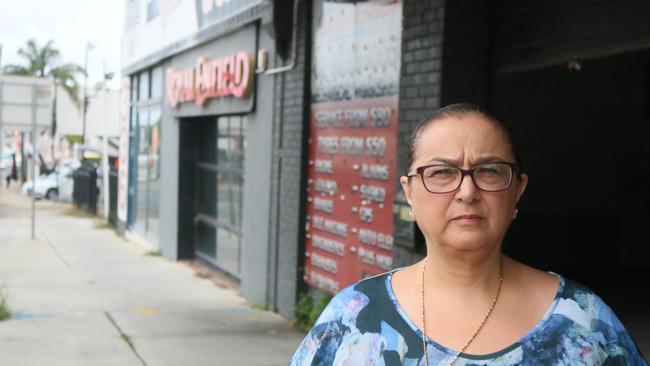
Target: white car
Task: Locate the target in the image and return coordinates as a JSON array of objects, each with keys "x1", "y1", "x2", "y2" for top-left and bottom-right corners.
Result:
[
  {"x1": 22, "y1": 172, "x2": 59, "y2": 199},
  {"x1": 21, "y1": 159, "x2": 80, "y2": 201}
]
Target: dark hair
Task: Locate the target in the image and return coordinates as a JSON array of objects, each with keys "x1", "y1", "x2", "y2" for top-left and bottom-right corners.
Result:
[{"x1": 405, "y1": 103, "x2": 524, "y2": 175}]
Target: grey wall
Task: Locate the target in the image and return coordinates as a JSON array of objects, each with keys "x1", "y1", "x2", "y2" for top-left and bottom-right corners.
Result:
[
  {"x1": 267, "y1": 0, "x2": 312, "y2": 319},
  {"x1": 159, "y1": 90, "x2": 180, "y2": 259},
  {"x1": 392, "y1": 0, "x2": 445, "y2": 268},
  {"x1": 240, "y1": 21, "x2": 276, "y2": 306}
]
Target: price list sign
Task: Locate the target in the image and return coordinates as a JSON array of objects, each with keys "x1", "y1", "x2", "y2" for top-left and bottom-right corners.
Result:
[{"x1": 305, "y1": 1, "x2": 402, "y2": 294}]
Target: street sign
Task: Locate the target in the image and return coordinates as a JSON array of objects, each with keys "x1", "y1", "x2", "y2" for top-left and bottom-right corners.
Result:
[
  {"x1": 0, "y1": 75, "x2": 53, "y2": 239},
  {"x1": 0, "y1": 75, "x2": 52, "y2": 130}
]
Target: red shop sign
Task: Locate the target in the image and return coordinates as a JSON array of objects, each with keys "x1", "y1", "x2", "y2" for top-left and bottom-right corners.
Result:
[{"x1": 165, "y1": 51, "x2": 254, "y2": 107}]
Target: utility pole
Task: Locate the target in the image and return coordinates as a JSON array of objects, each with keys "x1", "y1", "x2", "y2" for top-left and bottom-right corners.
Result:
[
  {"x1": 51, "y1": 79, "x2": 58, "y2": 160},
  {"x1": 82, "y1": 43, "x2": 94, "y2": 144}
]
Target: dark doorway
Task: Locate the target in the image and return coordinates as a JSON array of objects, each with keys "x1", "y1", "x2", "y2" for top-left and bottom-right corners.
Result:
[
  {"x1": 178, "y1": 116, "x2": 247, "y2": 278},
  {"x1": 493, "y1": 49, "x2": 650, "y2": 347}
]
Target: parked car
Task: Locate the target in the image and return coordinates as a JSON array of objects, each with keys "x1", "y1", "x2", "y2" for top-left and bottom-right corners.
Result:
[
  {"x1": 0, "y1": 151, "x2": 12, "y2": 172},
  {"x1": 21, "y1": 159, "x2": 80, "y2": 201}
]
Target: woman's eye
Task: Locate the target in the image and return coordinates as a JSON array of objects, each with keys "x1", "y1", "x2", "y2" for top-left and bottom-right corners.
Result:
[
  {"x1": 429, "y1": 169, "x2": 453, "y2": 177},
  {"x1": 477, "y1": 167, "x2": 498, "y2": 174}
]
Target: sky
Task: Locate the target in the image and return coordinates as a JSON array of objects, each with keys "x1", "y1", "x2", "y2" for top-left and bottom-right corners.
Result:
[{"x1": 0, "y1": 0, "x2": 124, "y2": 90}]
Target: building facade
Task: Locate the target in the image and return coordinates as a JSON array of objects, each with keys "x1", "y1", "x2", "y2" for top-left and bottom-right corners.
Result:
[
  {"x1": 121, "y1": 0, "x2": 650, "y2": 325},
  {"x1": 120, "y1": 0, "x2": 286, "y2": 307}
]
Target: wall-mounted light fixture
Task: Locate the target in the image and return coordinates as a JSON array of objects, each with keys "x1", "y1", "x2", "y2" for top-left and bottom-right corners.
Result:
[{"x1": 567, "y1": 56, "x2": 581, "y2": 71}]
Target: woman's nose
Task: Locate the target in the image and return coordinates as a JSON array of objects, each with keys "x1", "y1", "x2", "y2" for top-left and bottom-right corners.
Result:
[{"x1": 454, "y1": 173, "x2": 480, "y2": 202}]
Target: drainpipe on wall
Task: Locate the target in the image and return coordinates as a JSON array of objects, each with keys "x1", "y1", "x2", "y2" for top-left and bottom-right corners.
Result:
[{"x1": 264, "y1": 0, "x2": 301, "y2": 75}]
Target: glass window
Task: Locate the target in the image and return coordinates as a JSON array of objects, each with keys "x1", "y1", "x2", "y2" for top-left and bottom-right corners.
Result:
[
  {"x1": 139, "y1": 70, "x2": 149, "y2": 101},
  {"x1": 199, "y1": 121, "x2": 217, "y2": 164},
  {"x1": 198, "y1": 169, "x2": 217, "y2": 217},
  {"x1": 147, "y1": 107, "x2": 161, "y2": 238},
  {"x1": 136, "y1": 108, "x2": 150, "y2": 229},
  {"x1": 192, "y1": 115, "x2": 246, "y2": 276},
  {"x1": 217, "y1": 227, "x2": 240, "y2": 274},
  {"x1": 147, "y1": 0, "x2": 160, "y2": 22},
  {"x1": 126, "y1": 0, "x2": 140, "y2": 30},
  {"x1": 196, "y1": 221, "x2": 216, "y2": 258},
  {"x1": 151, "y1": 66, "x2": 163, "y2": 99},
  {"x1": 127, "y1": 65, "x2": 163, "y2": 243},
  {"x1": 131, "y1": 75, "x2": 139, "y2": 101}
]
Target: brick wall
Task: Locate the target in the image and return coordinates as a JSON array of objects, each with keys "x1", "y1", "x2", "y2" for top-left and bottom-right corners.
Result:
[
  {"x1": 392, "y1": 0, "x2": 445, "y2": 268},
  {"x1": 267, "y1": 0, "x2": 312, "y2": 319}
]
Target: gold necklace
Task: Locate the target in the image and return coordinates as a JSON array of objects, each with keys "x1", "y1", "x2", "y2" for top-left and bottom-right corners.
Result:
[{"x1": 420, "y1": 257, "x2": 504, "y2": 366}]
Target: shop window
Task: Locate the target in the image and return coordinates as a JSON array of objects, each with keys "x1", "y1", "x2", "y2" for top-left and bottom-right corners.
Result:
[
  {"x1": 139, "y1": 70, "x2": 150, "y2": 101},
  {"x1": 130, "y1": 75, "x2": 139, "y2": 101},
  {"x1": 127, "y1": 64, "x2": 163, "y2": 242},
  {"x1": 193, "y1": 115, "x2": 247, "y2": 276},
  {"x1": 151, "y1": 66, "x2": 163, "y2": 99},
  {"x1": 147, "y1": 0, "x2": 160, "y2": 22},
  {"x1": 126, "y1": 0, "x2": 140, "y2": 30}
]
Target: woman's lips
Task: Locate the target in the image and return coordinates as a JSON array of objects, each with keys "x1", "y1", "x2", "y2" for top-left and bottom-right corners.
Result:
[{"x1": 452, "y1": 215, "x2": 484, "y2": 224}]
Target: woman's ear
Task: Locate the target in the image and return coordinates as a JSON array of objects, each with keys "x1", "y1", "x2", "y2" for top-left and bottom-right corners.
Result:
[
  {"x1": 516, "y1": 173, "x2": 528, "y2": 203},
  {"x1": 400, "y1": 175, "x2": 415, "y2": 207}
]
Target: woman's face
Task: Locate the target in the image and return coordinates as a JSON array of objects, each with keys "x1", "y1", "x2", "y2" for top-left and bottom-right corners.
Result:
[{"x1": 399, "y1": 114, "x2": 528, "y2": 252}]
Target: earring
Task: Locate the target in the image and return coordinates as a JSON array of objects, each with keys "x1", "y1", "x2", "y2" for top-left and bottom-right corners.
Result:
[
  {"x1": 513, "y1": 208, "x2": 519, "y2": 219},
  {"x1": 409, "y1": 209, "x2": 413, "y2": 217}
]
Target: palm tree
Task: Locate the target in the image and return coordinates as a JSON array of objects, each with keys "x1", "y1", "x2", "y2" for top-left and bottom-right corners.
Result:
[{"x1": 3, "y1": 39, "x2": 85, "y2": 109}]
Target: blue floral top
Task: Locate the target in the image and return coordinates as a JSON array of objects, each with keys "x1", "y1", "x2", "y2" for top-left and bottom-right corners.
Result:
[{"x1": 289, "y1": 269, "x2": 648, "y2": 366}]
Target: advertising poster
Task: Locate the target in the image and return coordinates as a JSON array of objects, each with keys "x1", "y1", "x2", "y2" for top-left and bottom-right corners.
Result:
[
  {"x1": 118, "y1": 77, "x2": 130, "y2": 223},
  {"x1": 305, "y1": 0, "x2": 402, "y2": 294}
]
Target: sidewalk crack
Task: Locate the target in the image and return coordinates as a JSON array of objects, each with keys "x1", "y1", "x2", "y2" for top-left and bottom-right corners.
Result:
[
  {"x1": 41, "y1": 232, "x2": 71, "y2": 268},
  {"x1": 104, "y1": 311, "x2": 148, "y2": 366}
]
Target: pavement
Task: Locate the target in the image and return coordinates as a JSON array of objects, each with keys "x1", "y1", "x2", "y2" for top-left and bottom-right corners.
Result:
[{"x1": 0, "y1": 185, "x2": 305, "y2": 366}]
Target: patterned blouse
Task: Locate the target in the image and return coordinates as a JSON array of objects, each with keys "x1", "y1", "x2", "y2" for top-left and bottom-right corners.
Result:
[{"x1": 289, "y1": 269, "x2": 648, "y2": 366}]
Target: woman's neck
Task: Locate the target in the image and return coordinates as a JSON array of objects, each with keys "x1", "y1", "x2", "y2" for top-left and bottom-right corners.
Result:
[{"x1": 423, "y1": 244, "x2": 504, "y2": 293}]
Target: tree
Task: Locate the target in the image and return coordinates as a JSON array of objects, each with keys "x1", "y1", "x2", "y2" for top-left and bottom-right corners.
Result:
[{"x1": 2, "y1": 39, "x2": 85, "y2": 109}]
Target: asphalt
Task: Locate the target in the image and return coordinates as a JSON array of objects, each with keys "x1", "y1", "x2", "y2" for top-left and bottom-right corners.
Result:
[{"x1": 0, "y1": 185, "x2": 305, "y2": 366}]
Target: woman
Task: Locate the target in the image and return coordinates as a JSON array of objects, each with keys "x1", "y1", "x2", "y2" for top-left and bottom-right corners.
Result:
[{"x1": 289, "y1": 104, "x2": 648, "y2": 365}]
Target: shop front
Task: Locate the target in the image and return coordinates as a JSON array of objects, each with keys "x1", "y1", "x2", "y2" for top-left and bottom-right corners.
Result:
[
  {"x1": 121, "y1": 0, "x2": 277, "y2": 305},
  {"x1": 164, "y1": 24, "x2": 260, "y2": 280}
]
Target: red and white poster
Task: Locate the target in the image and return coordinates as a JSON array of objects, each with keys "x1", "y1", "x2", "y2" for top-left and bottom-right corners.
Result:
[
  {"x1": 117, "y1": 77, "x2": 130, "y2": 223},
  {"x1": 305, "y1": 0, "x2": 402, "y2": 294}
]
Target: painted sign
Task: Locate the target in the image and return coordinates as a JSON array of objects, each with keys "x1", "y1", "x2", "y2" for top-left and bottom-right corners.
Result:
[
  {"x1": 305, "y1": 0, "x2": 402, "y2": 294},
  {"x1": 165, "y1": 51, "x2": 254, "y2": 107},
  {"x1": 118, "y1": 77, "x2": 131, "y2": 223}
]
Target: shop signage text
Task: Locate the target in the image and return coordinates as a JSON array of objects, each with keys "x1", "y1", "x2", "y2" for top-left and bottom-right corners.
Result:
[{"x1": 166, "y1": 51, "x2": 253, "y2": 108}]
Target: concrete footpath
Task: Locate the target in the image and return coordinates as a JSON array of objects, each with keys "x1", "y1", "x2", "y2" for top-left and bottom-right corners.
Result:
[{"x1": 0, "y1": 186, "x2": 305, "y2": 366}]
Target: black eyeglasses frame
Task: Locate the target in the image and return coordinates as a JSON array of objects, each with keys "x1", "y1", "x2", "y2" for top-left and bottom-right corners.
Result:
[{"x1": 406, "y1": 161, "x2": 521, "y2": 194}]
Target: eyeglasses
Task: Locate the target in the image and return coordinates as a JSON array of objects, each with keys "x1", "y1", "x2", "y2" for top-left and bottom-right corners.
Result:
[{"x1": 406, "y1": 162, "x2": 520, "y2": 194}]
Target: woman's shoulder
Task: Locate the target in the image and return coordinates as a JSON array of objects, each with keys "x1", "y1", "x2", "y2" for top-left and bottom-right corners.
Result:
[
  {"x1": 288, "y1": 271, "x2": 403, "y2": 366},
  {"x1": 552, "y1": 274, "x2": 621, "y2": 326},
  {"x1": 512, "y1": 260, "x2": 625, "y2": 331},
  {"x1": 314, "y1": 270, "x2": 396, "y2": 326},
  {"x1": 544, "y1": 274, "x2": 648, "y2": 365},
  {"x1": 509, "y1": 260, "x2": 647, "y2": 364}
]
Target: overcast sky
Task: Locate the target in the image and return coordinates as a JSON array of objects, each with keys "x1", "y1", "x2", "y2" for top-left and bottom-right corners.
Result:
[{"x1": 0, "y1": 0, "x2": 124, "y2": 90}]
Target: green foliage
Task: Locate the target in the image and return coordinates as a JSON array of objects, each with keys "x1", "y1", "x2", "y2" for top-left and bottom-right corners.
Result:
[
  {"x1": 293, "y1": 293, "x2": 312, "y2": 331},
  {"x1": 293, "y1": 291, "x2": 332, "y2": 331},
  {"x1": 3, "y1": 39, "x2": 85, "y2": 108},
  {"x1": 252, "y1": 303, "x2": 268, "y2": 311},
  {"x1": 62, "y1": 134, "x2": 83, "y2": 146},
  {"x1": 0, "y1": 286, "x2": 11, "y2": 321},
  {"x1": 145, "y1": 250, "x2": 161, "y2": 257},
  {"x1": 93, "y1": 220, "x2": 112, "y2": 229}
]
